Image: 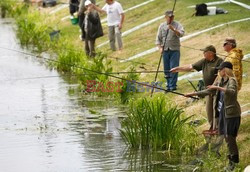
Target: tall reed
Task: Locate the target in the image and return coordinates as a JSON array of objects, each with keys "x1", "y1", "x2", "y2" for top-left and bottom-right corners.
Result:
[{"x1": 120, "y1": 96, "x2": 197, "y2": 153}]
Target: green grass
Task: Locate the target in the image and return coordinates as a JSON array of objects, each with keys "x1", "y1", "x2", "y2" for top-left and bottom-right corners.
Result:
[
  {"x1": 120, "y1": 96, "x2": 198, "y2": 153},
  {"x1": 3, "y1": 0, "x2": 250, "y2": 169}
]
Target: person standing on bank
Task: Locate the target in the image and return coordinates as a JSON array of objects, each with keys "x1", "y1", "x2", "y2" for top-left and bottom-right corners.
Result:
[
  {"x1": 84, "y1": 0, "x2": 103, "y2": 57},
  {"x1": 93, "y1": 0, "x2": 125, "y2": 52},
  {"x1": 223, "y1": 37, "x2": 243, "y2": 91},
  {"x1": 69, "y1": 0, "x2": 79, "y2": 16},
  {"x1": 155, "y1": 10, "x2": 184, "y2": 91},
  {"x1": 78, "y1": 0, "x2": 96, "y2": 41},
  {"x1": 171, "y1": 45, "x2": 223, "y2": 130},
  {"x1": 185, "y1": 62, "x2": 241, "y2": 171}
]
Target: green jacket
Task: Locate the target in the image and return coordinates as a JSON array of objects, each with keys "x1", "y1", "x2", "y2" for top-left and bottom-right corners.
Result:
[{"x1": 196, "y1": 77, "x2": 241, "y2": 118}]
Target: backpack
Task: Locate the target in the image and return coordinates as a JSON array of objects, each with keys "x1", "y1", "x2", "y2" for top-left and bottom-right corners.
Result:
[{"x1": 195, "y1": 3, "x2": 208, "y2": 16}]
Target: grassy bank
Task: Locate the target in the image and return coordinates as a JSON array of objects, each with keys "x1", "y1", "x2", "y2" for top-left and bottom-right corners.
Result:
[{"x1": 2, "y1": 0, "x2": 250, "y2": 170}]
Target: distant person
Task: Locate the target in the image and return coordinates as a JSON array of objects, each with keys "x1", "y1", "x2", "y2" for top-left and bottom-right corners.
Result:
[
  {"x1": 93, "y1": 0, "x2": 125, "y2": 52},
  {"x1": 185, "y1": 62, "x2": 241, "y2": 171},
  {"x1": 223, "y1": 37, "x2": 243, "y2": 91},
  {"x1": 171, "y1": 45, "x2": 223, "y2": 130},
  {"x1": 69, "y1": 0, "x2": 79, "y2": 16},
  {"x1": 78, "y1": 0, "x2": 96, "y2": 41},
  {"x1": 83, "y1": 0, "x2": 103, "y2": 57},
  {"x1": 156, "y1": 10, "x2": 184, "y2": 91}
]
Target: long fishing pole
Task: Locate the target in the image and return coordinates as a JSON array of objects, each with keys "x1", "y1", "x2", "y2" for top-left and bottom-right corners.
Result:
[
  {"x1": 106, "y1": 55, "x2": 149, "y2": 67},
  {"x1": 1, "y1": 73, "x2": 170, "y2": 82},
  {"x1": 150, "y1": 0, "x2": 177, "y2": 97},
  {"x1": 0, "y1": 46, "x2": 170, "y2": 74},
  {"x1": 181, "y1": 45, "x2": 250, "y2": 63},
  {"x1": 1, "y1": 71, "x2": 171, "y2": 83},
  {"x1": 0, "y1": 46, "x2": 198, "y2": 99},
  {"x1": 42, "y1": 56, "x2": 198, "y2": 99}
]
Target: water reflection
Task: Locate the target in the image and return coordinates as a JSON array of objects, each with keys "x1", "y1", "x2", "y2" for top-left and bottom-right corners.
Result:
[{"x1": 0, "y1": 18, "x2": 192, "y2": 172}]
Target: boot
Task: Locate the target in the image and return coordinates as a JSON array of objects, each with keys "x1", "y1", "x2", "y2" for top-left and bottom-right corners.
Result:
[
  {"x1": 231, "y1": 154, "x2": 239, "y2": 163},
  {"x1": 224, "y1": 161, "x2": 235, "y2": 171},
  {"x1": 224, "y1": 154, "x2": 239, "y2": 171}
]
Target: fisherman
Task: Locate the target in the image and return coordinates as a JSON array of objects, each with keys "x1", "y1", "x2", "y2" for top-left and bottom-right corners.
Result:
[
  {"x1": 170, "y1": 45, "x2": 223, "y2": 130},
  {"x1": 185, "y1": 62, "x2": 241, "y2": 171},
  {"x1": 92, "y1": 0, "x2": 125, "y2": 52},
  {"x1": 83, "y1": 0, "x2": 103, "y2": 57},
  {"x1": 223, "y1": 37, "x2": 243, "y2": 91},
  {"x1": 156, "y1": 10, "x2": 185, "y2": 91},
  {"x1": 69, "y1": 0, "x2": 79, "y2": 16},
  {"x1": 78, "y1": 0, "x2": 96, "y2": 41}
]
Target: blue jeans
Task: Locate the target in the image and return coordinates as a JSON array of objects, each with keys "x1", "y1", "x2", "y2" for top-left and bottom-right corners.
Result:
[{"x1": 163, "y1": 50, "x2": 180, "y2": 90}]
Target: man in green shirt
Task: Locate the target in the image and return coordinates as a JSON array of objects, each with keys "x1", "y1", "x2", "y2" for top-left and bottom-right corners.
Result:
[{"x1": 170, "y1": 45, "x2": 223, "y2": 130}]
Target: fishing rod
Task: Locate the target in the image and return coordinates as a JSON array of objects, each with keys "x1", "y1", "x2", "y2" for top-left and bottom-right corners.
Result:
[
  {"x1": 181, "y1": 45, "x2": 250, "y2": 63},
  {"x1": 42, "y1": 56, "x2": 198, "y2": 99},
  {"x1": 106, "y1": 55, "x2": 150, "y2": 67},
  {"x1": 0, "y1": 46, "x2": 170, "y2": 75},
  {"x1": 187, "y1": 79, "x2": 198, "y2": 92},
  {"x1": 0, "y1": 46, "x2": 198, "y2": 99},
  {"x1": 1, "y1": 71, "x2": 171, "y2": 83},
  {"x1": 151, "y1": 0, "x2": 177, "y2": 97}
]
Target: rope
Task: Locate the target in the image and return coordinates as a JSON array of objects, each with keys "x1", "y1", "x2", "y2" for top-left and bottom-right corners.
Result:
[{"x1": 181, "y1": 45, "x2": 250, "y2": 63}]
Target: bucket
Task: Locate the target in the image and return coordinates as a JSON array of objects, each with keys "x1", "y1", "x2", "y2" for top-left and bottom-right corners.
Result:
[
  {"x1": 70, "y1": 16, "x2": 79, "y2": 25},
  {"x1": 207, "y1": 6, "x2": 216, "y2": 15}
]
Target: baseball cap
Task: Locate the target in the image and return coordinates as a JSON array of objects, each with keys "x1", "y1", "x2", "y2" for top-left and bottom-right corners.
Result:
[
  {"x1": 165, "y1": 10, "x2": 174, "y2": 17},
  {"x1": 200, "y1": 45, "x2": 216, "y2": 53},
  {"x1": 216, "y1": 61, "x2": 233, "y2": 70},
  {"x1": 85, "y1": 0, "x2": 92, "y2": 6}
]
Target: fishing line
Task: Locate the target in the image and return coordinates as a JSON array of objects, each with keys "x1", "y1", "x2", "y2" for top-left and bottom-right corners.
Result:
[
  {"x1": 181, "y1": 45, "x2": 250, "y2": 63},
  {"x1": 0, "y1": 46, "x2": 170, "y2": 74},
  {"x1": 1, "y1": 71, "x2": 172, "y2": 83},
  {"x1": 0, "y1": 46, "x2": 198, "y2": 99},
  {"x1": 105, "y1": 55, "x2": 150, "y2": 67}
]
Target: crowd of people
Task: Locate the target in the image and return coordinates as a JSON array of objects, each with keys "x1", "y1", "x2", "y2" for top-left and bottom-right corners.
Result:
[
  {"x1": 156, "y1": 10, "x2": 244, "y2": 171},
  {"x1": 67, "y1": 1, "x2": 244, "y2": 170},
  {"x1": 68, "y1": 0, "x2": 124, "y2": 57}
]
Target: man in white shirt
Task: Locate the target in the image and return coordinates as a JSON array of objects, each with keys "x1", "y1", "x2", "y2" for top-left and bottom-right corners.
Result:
[{"x1": 93, "y1": 0, "x2": 125, "y2": 51}]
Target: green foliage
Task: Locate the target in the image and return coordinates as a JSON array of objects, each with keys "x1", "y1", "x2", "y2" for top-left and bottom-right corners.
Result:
[
  {"x1": 0, "y1": 0, "x2": 18, "y2": 17},
  {"x1": 15, "y1": 11, "x2": 50, "y2": 52},
  {"x1": 118, "y1": 66, "x2": 139, "y2": 104},
  {"x1": 120, "y1": 96, "x2": 198, "y2": 153},
  {"x1": 6, "y1": 4, "x2": 114, "y2": 96}
]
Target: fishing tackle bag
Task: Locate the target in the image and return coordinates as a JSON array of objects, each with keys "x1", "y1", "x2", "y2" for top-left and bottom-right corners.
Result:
[{"x1": 195, "y1": 3, "x2": 208, "y2": 16}]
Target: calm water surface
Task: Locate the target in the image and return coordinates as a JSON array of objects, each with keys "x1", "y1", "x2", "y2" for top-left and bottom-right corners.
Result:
[{"x1": 0, "y1": 18, "x2": 190, "y2": 172}]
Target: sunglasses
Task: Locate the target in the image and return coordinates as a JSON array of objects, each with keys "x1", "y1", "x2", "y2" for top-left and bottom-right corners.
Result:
[{"x1": 223, "y1": 42, "x2": 232, "y2": 47}]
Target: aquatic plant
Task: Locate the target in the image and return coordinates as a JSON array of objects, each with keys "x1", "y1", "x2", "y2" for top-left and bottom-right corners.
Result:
[
  {"x1": 15, "y1": 11, "x2": 50, "y2": 52},
  {"x1": 0, "y1": 0, "x2": 17, "y2": 18},
  {"x1": 118, "y1": 66, "x2": 139, "y2": 104},
  {"x1": 120, "y1": 96, "x2": 197, "y2": 153}
]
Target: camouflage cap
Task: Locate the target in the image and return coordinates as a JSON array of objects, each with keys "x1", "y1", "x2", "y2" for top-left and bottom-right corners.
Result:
[
  {"x1": 224, "y1": 37, "x2": 236, "y2": 46},
  {"x1": 200, "y1": 45, "x2": 216, "y2": 53}
]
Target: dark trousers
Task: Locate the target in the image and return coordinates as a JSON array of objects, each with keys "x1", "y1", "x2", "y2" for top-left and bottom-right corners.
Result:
[
  {"x1": 222, "y1": 117, "x2": 241, "y2": 163},
  {"x1": 225, "y1": 135, "x2": 239, "y2": 163},
  {"x1": 85, "y1": 38, "x2": 96, "y2": 57},
  {"x1": 78, "y1": 13, "x2": 85, "y2": 40},
  {"x1": 69, "y1": 4, "x2": 79, "y2": 15}
]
